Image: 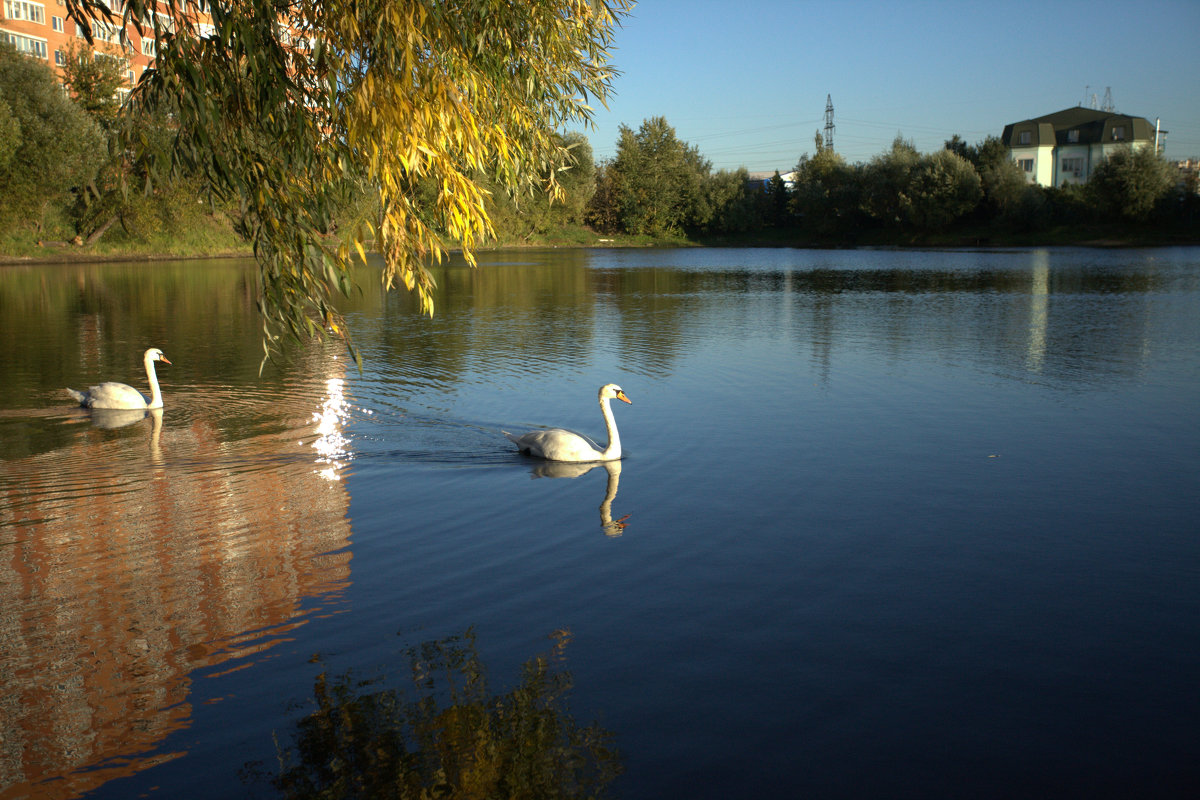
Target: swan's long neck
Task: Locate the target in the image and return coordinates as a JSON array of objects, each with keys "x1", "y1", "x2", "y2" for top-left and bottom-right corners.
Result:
[
  {"x1": 145, "y1": 354, "x2": 163, "y2": 409},
  {"x1": 599, "y1": 396, "x2": 621, "y2": 459}
]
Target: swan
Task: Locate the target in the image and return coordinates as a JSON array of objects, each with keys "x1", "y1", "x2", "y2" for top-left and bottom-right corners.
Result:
[
  {"x1": 67, "y1": 347, "x2": 171, "y2": 410},
  {"x1": 504, "y1": 383, "x2": 631, "y2": 462}
]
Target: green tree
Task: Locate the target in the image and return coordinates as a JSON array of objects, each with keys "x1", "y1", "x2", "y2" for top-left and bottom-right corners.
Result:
[
  {"x1": 790, "y1": 143, "x2": 862, "y2": 238},
  {"x1": 59, "y1": 40, "x2": 127, "y2": 132},
  {"x1": 485, "y1": 131, "x2": 597, "y2": 240},
  {"x1": 0, "y1": 42, "x2": 106, "y2": 232},
  {"x1": 609, "y1": 116, "x2": 710, "y2": 236},
  {"x1": 0, "y1": 99, "x2": 18, "y2": 174},
  {"x1": 908, "y1": 149, "x2": 982, "y2": 229},
  {"x1": 764, "y1": 170, "x2": 790, "y2": 227},
  {"x1": 701, "y1": 167, "x2": 763, "y2": 234},
  {"x1": 548, "y1": 132, "x2": 598, "y2": 229},
  {"x1": 1087, "y1": 145, "x2": 1174, "y2": 221},
  {"x1": 65, "y1": 0, "x2": 633, "y2": 362},
  {"x1": 859, "y1": 137, "x2": 980, "y2": 231},
  {"x1": 585, "y1": 159, "x2": 623, "y2": 234},
  {"x1": 965, "y1": 135, "x2": 1030, "y2": 221},
  {"x1": 859, "y1": 135, "x2": 921, "y2": 227},
  {"x1": 943, "y1": 134, "x2": 968, "y2": 159}
]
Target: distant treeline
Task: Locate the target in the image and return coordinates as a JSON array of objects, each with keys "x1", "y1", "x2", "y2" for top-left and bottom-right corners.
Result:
[
  {"x1": 3, "y1": 41, "x2": 1196, "y2": 258},
  {"x1": 579, "y1": 116, "x2": 1200, "y2": 246}
]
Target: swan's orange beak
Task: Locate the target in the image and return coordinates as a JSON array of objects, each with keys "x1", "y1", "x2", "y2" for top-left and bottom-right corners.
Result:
[
  {"x1": 160, "y1": 356, "x2": 172, "y2": 365},
  {"x1": 616, "y1": 390, "x2": 631, "y2": 404}
]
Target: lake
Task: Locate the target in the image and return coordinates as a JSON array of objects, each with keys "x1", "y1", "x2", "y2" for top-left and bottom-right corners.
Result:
[{"x1": 1, "y1": 247, "x2": 1198, "y2": 799}]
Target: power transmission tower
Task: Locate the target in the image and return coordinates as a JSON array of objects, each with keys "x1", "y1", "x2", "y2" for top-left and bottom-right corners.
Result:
[
  {"x1": 1101, "y1": 87, "x2": 1114, "y2": 112},
  {"x1": 824, "y1": 94, "x2": 835, "y2": 151}
]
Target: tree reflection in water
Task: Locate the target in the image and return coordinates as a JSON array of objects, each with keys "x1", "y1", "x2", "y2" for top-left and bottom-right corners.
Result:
[{"x1": 258, "y1": 630, "x2": 622, "y2": 799}]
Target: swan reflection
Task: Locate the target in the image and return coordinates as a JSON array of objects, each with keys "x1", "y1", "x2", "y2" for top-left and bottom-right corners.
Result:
[
  {"x1": 88, "y1": 407, "x2": 152, "y2": 430},
  {"x1": 531, "y1": 459, "x2": 630, "y2": 537}
]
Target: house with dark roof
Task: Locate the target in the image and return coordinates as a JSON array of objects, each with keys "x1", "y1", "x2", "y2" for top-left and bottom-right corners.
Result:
[{"x1": 1002, "y1": 107, "x2": 1159, "y2": 188}]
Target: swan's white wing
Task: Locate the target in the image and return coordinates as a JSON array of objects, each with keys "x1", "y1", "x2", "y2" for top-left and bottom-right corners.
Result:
[
  {"x1": 504, "y1": 427, "x2": 604, "y2": 462},
  {"x1": 85, "y1": 381, "x2": 150, "y2": 410}
]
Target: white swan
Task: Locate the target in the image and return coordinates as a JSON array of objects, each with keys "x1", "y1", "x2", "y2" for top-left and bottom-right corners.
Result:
[
  {"x1": 504, "y1": 383, "x2": 632, "y2": 462},
  {"x1": 67, "y1": 347, "x2": 171, "y2": 410}
]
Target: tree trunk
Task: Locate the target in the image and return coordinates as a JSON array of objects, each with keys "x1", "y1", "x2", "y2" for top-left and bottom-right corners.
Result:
[{"x1": 85, "y1": 214, "x2": 119, "y2": 246}]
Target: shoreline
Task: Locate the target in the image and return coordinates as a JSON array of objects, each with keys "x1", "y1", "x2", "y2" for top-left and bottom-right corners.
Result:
[{"x1": 3, "y1": 234, "x2": 1197, "y2": 268}]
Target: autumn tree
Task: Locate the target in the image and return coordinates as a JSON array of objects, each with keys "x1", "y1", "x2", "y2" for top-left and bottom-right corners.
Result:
[{"x1": 64, "y1": 0, "x2": 633, "y2": 363}]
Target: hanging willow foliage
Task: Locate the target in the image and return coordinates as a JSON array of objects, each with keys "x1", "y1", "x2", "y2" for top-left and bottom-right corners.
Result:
[{"x1": 64, "y1": 0, "x2": 632, "y2": 367}]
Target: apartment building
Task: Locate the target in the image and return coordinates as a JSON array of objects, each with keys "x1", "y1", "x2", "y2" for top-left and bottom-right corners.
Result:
[{"x1": 1, "y1": 1, "x2": 212, "y2": 97}]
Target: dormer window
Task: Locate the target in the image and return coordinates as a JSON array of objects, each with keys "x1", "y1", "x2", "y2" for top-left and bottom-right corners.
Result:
[
  {"x1": 1067, "y1": 129, "x2": 1079, "y2": 143},
  {"x1": 1018, "y1": 131, "x2": 1032, "y2": 145},
  {"x1": 1111, "y1": 126, "x2": 1125, "y2": 141}
]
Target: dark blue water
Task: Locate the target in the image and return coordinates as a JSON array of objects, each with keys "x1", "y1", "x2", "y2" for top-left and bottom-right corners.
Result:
[{"x1": 1, "y1": 247, "x2": 1197, "y2": 799}]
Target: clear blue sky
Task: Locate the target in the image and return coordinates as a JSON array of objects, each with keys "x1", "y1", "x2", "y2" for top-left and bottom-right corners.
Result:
[{"x1": 578, "y1": 0, "x2": 1200, "y2": 172}]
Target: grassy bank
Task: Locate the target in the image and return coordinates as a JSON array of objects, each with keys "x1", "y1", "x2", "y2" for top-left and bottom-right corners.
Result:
[
  {"x1": 0, "y1": 215, "x2": 252, "y2": 263},
  {"x1": 4, "y1": 219, "x2": 1197, "y2": 266}
]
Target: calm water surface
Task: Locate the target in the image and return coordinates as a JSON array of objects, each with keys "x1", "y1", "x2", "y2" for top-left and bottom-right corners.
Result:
[{"x1": 1, "y1": 248, "x2": 1198, "y2": 798}]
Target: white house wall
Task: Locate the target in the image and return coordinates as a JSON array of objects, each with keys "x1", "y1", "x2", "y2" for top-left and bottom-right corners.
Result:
[
  {"x1": 1055, "y1": 144, "x2": 1091, "y2": 187},
  {"x1": 1009, "y1": 145, "x2": 1052, "y2": 186}
]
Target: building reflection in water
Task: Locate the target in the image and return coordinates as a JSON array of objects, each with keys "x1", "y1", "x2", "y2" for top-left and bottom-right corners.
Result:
[
  {"x1": 1026, "y1": 249, "x2": 1051, "y2": 373},
  {"x1": 0, "y1": 356, "x2": 354, "y2": 799}
]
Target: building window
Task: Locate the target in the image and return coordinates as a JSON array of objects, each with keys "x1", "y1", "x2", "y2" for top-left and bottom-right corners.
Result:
[
  {"x1": 0, "y1": 29, "x2": 48, "y2": 58},
  {"x1": 51, "y1": 14, "x2": 62, "y2": 31},
  {"x1": 93, "y1": 50, "x2": 121, "y2": 69},
  {"x1": 4, "y1": 1, "x2": 46, "y2": 23},
  {"x1": 1017, "y1": 158, "x2": 1034, "y2": 173},
  {"x1": 54, "y1": 47, "x2": 63, "y2": 65},
  {"x1": 1062, "y1": 157, "x2": 1084, "y2": 175},
  {"x1": 76, "y1": 17, "x2": 119, "y2": 43},
  {"x1": 1067, "y1": 129, "x2": 1079, "y2": 143},
  {"x1": 140, "y1": 36, "x2": 155, "y2": 56},
  {"x1": 1111, "y1": 125, "x2": 1126, "y2": 141},
  {"x1": 1018, "y1": 131, "x2": 1032, "y2": 145}
]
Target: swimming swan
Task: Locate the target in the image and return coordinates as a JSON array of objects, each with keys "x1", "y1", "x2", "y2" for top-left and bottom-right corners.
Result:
[
  {"x1": 67, "y1": 347, "x2": 171, "y2": 410},
  {"x1": 504, "y1": 383, "x2": 631, "y2": 462}
]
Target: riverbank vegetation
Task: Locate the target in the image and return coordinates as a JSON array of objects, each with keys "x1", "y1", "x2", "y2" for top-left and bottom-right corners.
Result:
[{"x1": 3, "y1": 32, "x2": 1197, "y2": 270}]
